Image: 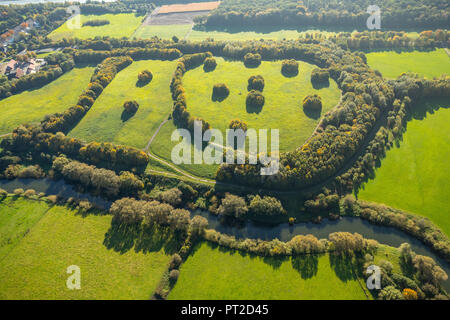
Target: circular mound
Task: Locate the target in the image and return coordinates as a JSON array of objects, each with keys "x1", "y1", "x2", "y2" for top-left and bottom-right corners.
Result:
[
  {"x1": 302, "y1": 94, "x2": 322, "y2": 112},
  {"x1": 212, "y1": 83, "x2": 230, "y2": 102},
  {"x1": 203, "y1": 57, "x2": 217, "y2": 72},
  {"x1": 246, "y1": 90, "x2": 265, "y2": 113},
  {"x1": 123, "y1": 100, "x2": 139, "y2": 114},
  {"x1": 247, "y1": 75, "x2": 265, "y2": 92},
  {"x1": 138, "y1": 70, "x2": 153, "y2": 84},
  {"x1": 281, "y1": 59, "x2": 299, "y2": 77}
]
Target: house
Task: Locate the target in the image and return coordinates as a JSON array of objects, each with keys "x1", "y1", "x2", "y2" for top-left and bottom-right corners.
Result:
[{"x1": 5, "y1": 59, "x2": 17, "y2": 73}]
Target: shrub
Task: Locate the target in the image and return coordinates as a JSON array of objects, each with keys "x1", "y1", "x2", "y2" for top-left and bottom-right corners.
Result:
[
  {"x1": 311, "y1": 68, "x2": 330, "y2": 84},
  {"x1": 169, "y1": 253, "x2": 182, "y2": 269},
  {"x1": 247, "y1": 75, "x2": 265, "y2": 92},
  {"x1": 203, "y1": 57, "x2": 217, "y2": 72},
  {"x1": 402, "y1": 288, "x2": 418, "y2": 300},
  {"x1": 78, "y1": 95, "x2": 95, "y2": 108},
  {"x1": 13, "y1": 188, "x2": 24, "y2": 196},
  {"x1": 302, "y1": 94, "x2": 322, "y2": 112},
  {"x1": 281, "y1": 59, "x2": 299, "y2": 77},
  {"x1": 23, "y1": 189, "x2": 36, "y2": 198},
  {"x1": 229, "y1": 119, "x2": 248, "y2": 132},
  {"x1": 169, "y1": 269, "x2": 180, "y2": 282},
  {"x1": 243, "y1": 53, "x2": 261, "y2": 68},
  {"x1": 172, "y1": 36, "x2": 179, "y2": 43},
  {"x1": 0, "y1": 188, "x2": 8, "y2": 199},
  {"x1": 212, "y1": 83, "x2": 230, "y2": 101},
  {"x1": 249, "y1": 195, "x2": 286, "y2": 216},
  {"x1": 246, "y1": 90, "x2": 265, "y2": 111},
  {"x1": 138, "y1": 70, "x2": 153, "y2": 84},
  {"x1": 217, "y1": 193, "x2": 248, "y2": 219},
  {"x1": 158, "y1": 188, "x2": 182, "y2": 206},
  {"x1": 190, "y1": 215, "x2": 208, "y2": 235},
  {"x1": 123, "y1": 100, "x2": 139, "y2": 114},
  {"x1": 378, "y1": 286, "x2": 404, "y2": 300}
]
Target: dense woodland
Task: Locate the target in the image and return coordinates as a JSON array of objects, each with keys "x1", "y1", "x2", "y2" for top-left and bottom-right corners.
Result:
[{"x1": 200, "y1": 0, "x2": 450, "y2": 29}]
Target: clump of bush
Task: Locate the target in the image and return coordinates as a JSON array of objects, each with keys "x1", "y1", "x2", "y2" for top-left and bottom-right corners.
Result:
[
  {"x1": 123, "y1": 100, "x2": 139, "y2": 114},
  {"x1": 247, "y1": 75, "x2": 265, "y2": 92},
  {"x1": 212, "y1": 83, "x2": 230, "y2": 101},
  {"x1": 217, "y1": 193, "x2": 248, "y2": 219},
  {"x1": 249, "y1": 195, "x2": 286, "y2": 216},
  {"x1": 302, "y1": 94, "x2": 322, "y2": 112},
  {"x1": 203, "y1": 57, "x2": 217, "y2": 72},
  {"x1": 229, "y1": 119, "x2": 248, "y2": 132},
  {"x1": 138, "y1": 70, "x2": 153, "y2": 84},
  {"x1": 243, "y1": 53, "x2": 261, "y2": 68},
  {"x1": 311, "y1": 68, "x2": 330, "y2": 84},
  {"x1": 281, "y1": 59, "x2": 299, "y2": 77},
  {"x1": 246, "y1": 90, "x2": 265, "y2": 111},
  {"x1": 0, "y1": 188, "x2": 8, "y2": 200}
]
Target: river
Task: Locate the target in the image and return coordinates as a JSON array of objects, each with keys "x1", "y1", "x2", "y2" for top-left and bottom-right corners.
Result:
[{"x1": 1, "y1": 178, "x2": 449, "y2": 291}]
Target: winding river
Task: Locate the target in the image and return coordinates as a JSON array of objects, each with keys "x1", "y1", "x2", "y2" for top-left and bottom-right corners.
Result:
[{"x1": 1, "y1": 178, "x2": 449, "y2": 291}]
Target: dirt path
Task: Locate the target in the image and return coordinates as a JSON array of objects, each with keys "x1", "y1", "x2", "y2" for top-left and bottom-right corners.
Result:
[
  {"x1": 0, "y1": 133, "x2": 12, "y2": 138},
  {"x1": 143, "y1": 118, "x2": 169, "y2": 152},
  {"x1": 184, "y1": 23, "x2": 194, "y2": 40},
  {"x1": 445, "y1": 48, "x2": 450, "y2": 57}
]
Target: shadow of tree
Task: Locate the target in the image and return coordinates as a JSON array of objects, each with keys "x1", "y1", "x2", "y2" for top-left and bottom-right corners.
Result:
[
  {"x1": 312, "y1": 80, "x2": 330, "y2": 89},
  {"x1": 136, "y1": 78, "x2": 152, "y2": 88},
  {"x1": 303, "y1": 106, "x2": 322, "y2": 120},
  {"x1": 212, "y1": 92, "x2": 229, "y2": 102},
  {"x1": 291, "y1": 254, "x2": 319, "y2": 279},
  {"x1": 121, "y1": 110, "x2": 136, "y2": 122},
  {"x1": 329, "y1": 253, "x2": 358, "y2": 282},
  {"x1": 103, "y1": 220, "x2": 181, "y2": 255}
]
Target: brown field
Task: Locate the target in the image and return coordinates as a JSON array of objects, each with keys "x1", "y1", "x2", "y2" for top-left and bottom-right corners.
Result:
[{"x1": 158, "y1": 1, "x2": 220, "y2": 14}]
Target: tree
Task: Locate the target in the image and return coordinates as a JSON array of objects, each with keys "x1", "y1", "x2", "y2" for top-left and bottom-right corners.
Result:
[
  {"x1": 247, "y1": 75, "x2": 264, "y2": 91},
  {"x1": 413, "y1": 255, "x2": 448, "y2": 286},
  {"x1": 190, "y1": 215, "x2": 208, "y2": 235},
  {"x1": 212, "y1": 83, "x2": 230, "y2": 101},
  {"x1": 110, "y1": 198, "x2": 143, "y2": 224},
  {"x1": 158, "y1": 188, "x2": 182, "y2": 206},
  {"x1": 402, "y1": 288, "x2": 418, "y2": 300},
  {"x1": 246, "y1": 90, "x2": 265, "y2": 111},
  {"x1": 249, "y1": 195, "x2": 286, "y2": 216},
  {"x1": 217, "y1": 193, "x2": 248, "y2": 218},
  {"x1": 203, "y1": 57, "x2": 217, "y2": 72},
  {"x1": 281, "y1": 59, "x2": 299, "y2": 77},
  {"x1": 378, "y1": 286, "x2": 403, "y2": 300},
  {"x1": 123, "y1": 100, "x2": 139, "y2": 114},
  {"x1": 138, "y1": 70, "x2": 153, "y2": 84},
  {"x1": 302, "y1": 94, "x2": 322, "y2": 112},
  {"x1": 311, "y1": 68, "x2": 330, "y2": 84}
]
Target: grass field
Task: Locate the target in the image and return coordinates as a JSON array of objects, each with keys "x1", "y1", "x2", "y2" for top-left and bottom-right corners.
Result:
[
  {"x1": 359, "y1": 100, "x2": 450, "y2": 236},
  {"x1": 149, "y1": 58, "x2": 340, "y2": 179},
  {"x1": 0, "y1": 66, "x2": 94, "y2": 135},
  {"x1": 0, "y1": 197, "x2": 173, "y2": 299},
  {"x1": 0, "y1": 197, "x2": 50, "y2": 260},
  {"x1": 133, "y1": 24, "x2": 193, "y2": 40},
  {"x1": 366, "y1": 49, "x2": 450, "y2": 79},
  {"x1": 69, "y1": 60, "x2": 177, "y2": 149},
  {"x1": 49, "y1": 14, "x2": 143, "y2": 41},
  {"x1": 168, "y1": 241, "x2": 368, "y2": 300}
]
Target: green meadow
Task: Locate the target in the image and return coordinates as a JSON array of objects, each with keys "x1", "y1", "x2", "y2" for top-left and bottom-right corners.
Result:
[
  {"x1": 366, "y1": 49, "x2": 450, "y2": 79},
  {"x1": 0, "y1": 197, "x2": 50, "y2": 260},
  {"x1": 359, "y1": 101, "x2": 450, "y2": 236},
  {"x1": 0, "y1": 197, "x2": 173, "y2": 300},
  {"x1": 69, "y1": 60, "x2": 177, "y2": 149},
  {"x1": 168, "y1": 241, "x2": 368, "y2": 300},
  {"x1": 49, "y1": 14, "x2": 143, "y2": 41},
  {"x1": 182, "y1": 58, "x2": 340, "y2": 153},
  {"x1": 0, "y1": 66, "x2": 94, "y2": 135},
  {"x1": 150, "y1": 58, "x2": 340, "y2": 179},
  {"x1": 133, "y1": 24, "x2": 193, "y2": 40}
]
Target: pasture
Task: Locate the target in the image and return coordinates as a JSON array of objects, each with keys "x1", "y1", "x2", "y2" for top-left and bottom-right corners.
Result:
[
  {"x1": 359, "y1": 100, "x2": 450, "y2": 236},
  {"x1": 49, "y1": 14, "x2": 143, "y2": 41},
  {"x1": 366, "y1": 49, "x2": 450, "y2": 79},
  {"x1": 168, "y1": 241, "x2": 368, "y2": 300},
  {"x1": 0, "y1": 66, "x2": 94, "y2": 135},
  {"x1": 0, "y1": 198, "x2": 173, "y2": 299},
  {"x1": 69, "y1": 60, "x2": 177, "y2": 149},
  {"x1": 133, "y1": 24, "x2": 193, "y2": 40}
]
